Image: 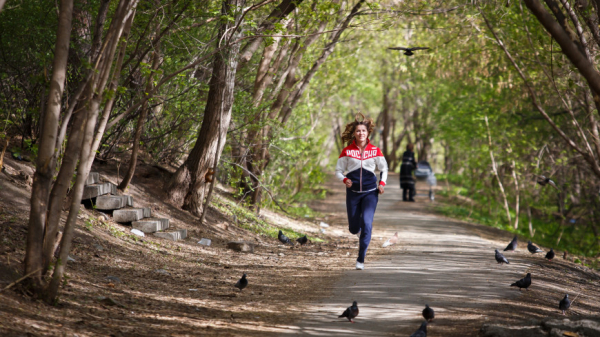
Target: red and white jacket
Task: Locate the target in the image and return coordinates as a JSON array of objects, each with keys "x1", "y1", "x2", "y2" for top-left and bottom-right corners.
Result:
[{"x1": 335, "y1": 139, "x2": 388, "y2": 192}]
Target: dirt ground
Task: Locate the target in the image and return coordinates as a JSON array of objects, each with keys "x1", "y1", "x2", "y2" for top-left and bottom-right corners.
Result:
[
  {"x1": 0, "y1": 156, "x2": 358, "y2": 337},
  {"x1": 1, "y1": 156, "x2": 599, "y2": 337}
]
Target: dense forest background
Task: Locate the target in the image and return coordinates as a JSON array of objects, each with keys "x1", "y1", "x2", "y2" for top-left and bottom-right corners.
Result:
[{"x1": 1, "y1": 0, "x2": 599, "y2": 302}]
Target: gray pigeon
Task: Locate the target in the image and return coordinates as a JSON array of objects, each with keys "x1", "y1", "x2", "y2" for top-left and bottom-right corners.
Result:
[
  {"x1": 510, "y1": 273, "x2": 532, "y2": 291},
  {"x1": 235, "y1": 273, "x2": 247, "y2": 291},
  {"x1": 495, "y1": 249, "x2": 510, "y2": 265},
  {"x1": 296, "y1": 235, "x2": 308, "y2": 246},
  {"x1": 338, "y1": 301, "x2": 359, "y2": 323},
  {"x1": 545, "y1": 248, "x2": 555, "y2": 261},
  {"x1": 278, "y1": 230, "x2": 292, "y2": 245},
  {"x1": 422, "y1": 304, "x2": 434, "y2": 322},
  {"x1": 559, "y1": 294, "x2": 571, "y2": 315},
  {"x1": 504, "y1": 235, "x2": 517, "y2": 251},
  {"x1": 409, "y1": 321, "x2": 427, "y2": 337},
  {"x1": 527, "y1": 241, "x2": 543, "y2": 254}
]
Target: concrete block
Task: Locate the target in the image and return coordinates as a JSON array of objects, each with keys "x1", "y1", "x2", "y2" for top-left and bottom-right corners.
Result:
[
  {"x1": 112, "y1": 207, "x2": 150, "y2": 223},
  {"x1": 154, "y1": 229, "x2": 187, "y2": 241},
  {"x1": 95, "y1": 195, "x2": 133, "y2": 210},
  {"x1": 86, "y1": 172, "x2": 100, "y2": 185},
  {"x1": 82, "y1": 182, "x2": 117, "y2": 199},
  {"x1": 132, "y1": 218, "x2": 169, "y2": 233},
  {"x1": 227, "y1": 241, "x2": 255, "y2": 253}
]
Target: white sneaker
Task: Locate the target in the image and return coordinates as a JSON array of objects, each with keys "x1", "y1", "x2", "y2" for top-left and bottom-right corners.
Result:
[{"x1": 356, "y1": 261, "x2": 364, "y2": 270}]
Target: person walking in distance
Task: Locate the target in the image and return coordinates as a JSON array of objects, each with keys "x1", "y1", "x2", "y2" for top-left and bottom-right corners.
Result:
[
  {"x1": 335, "y1": 113, "x2": 388, "y2": 270},
  {"x1": 400, "y1": 143, "x2": 416, "y2": 202}
]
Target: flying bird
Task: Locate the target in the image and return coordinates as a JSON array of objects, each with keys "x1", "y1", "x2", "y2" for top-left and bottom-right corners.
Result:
[
  {"x1": 409, "y1": 321, "x2": 428, "y2": 337},
  {"x1": 527, "y1": 241, "x2": 544, "y2": 254},
  {"x1": 296, "y1": 235, "x2": 308, "y2": 246},
  {"x1": 388, "y1": 46, "x2": 430, "y2": 56},
  {"x1": 278, "y1": 230, "x2": 292, "y2": 245},
  {"x1": 422, "y1": 304, "x2": 434, "y2": 322},
  {"x1": 235, "y1": 273, "x2": 248, "y2": 292},
  {"x1": 504, "y1": 235, "x2": 518, "y2": 251},
  {"x1": 545, "y1": 248, "x2": 555, "y2": 261},
  {"x1": 510, "y1": 273, "x2": 532, "y2": 291},
  {"x1": 338, "y1": 301, "x2": 359, "y2": 323},
  {"x1": 495, "y1": 249, "x2": 510, "y2": 265},
  {"x1": 382, "y1": 232, "x2": 398, "y2": 248},
  {"x1": 559, "y1": 294, "x2": 571, "y2": 315},
  {"x1": 536, "y1": 175, "x2": 558, "y2": 189}
]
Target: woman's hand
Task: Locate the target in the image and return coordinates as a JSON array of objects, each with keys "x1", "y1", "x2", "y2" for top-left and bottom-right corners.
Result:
[
  {"x1": 344, "y1": 179, "x2": 353, "y2": 188},
  {"x1": 378, "y1": 185, "x2": 384, "y2": 194}
]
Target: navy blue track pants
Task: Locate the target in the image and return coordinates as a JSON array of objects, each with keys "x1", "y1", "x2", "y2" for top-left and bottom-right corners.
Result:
[{"x1": 346, "y1": 189, "x2": 379, "y2": 263}]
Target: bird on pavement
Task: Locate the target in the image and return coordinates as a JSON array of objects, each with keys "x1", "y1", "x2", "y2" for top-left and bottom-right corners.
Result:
[
  {"x1": 296, "y1": 235, "x2": 308, "y2": 246},
  {"x1": 338, "y1": 301, "x2": 359, "y2": 323},
  {"x1": 504, "y1": 235, "x2": 518, "y2": 251},
  {"x1": 510, "y1": 273, "x2": 532, "y2": 291},
  {"x1": 422, "y1": 304, "x2": 434, "y2": 322},
  {"x1": 559, "y1": 294, "x2": 571, "y2": 315},
  {"x1": 382, "y1": 232, "x2": 398, "y2": 248},
  {"x1": 527, "y1": 241, "x2": 544, "y2": 254},
  {"x1": 545, "y1": 248, "x2": 555, "y2": 261},
  {"x1": 409, "y1": 321, "x2": 428, "y2": 337},
  {"x1": 235, "y1": 273, "x2": 248, "y2": 292},
  {"x1": 495, "y1": 249, "x2": 510, "y2": 265},
  {"x1": 278, "y1": 230, "x2": 292, "y2": 245},
  {"x1": 536, "y1": 175, "x2": 558, "y2": 190},
  {"x1": 388, "y1": 46, "x2": 430, "y2": 56}
]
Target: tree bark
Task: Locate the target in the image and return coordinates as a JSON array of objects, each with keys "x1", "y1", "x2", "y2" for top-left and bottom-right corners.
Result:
[
  {"x1": 166, "y1": 0, "x2": 246, "y2": 216},
  {"x1": 0, "y1": 0, "x2": 6, "y2": 13},
  {"x1": 24, "y1": 0, "x2": 74, "y2": 290}
]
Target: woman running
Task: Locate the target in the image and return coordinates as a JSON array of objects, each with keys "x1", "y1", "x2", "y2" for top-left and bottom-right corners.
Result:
[{"x1": 335, "y1": 114, "x2": 388, "y2": 270}]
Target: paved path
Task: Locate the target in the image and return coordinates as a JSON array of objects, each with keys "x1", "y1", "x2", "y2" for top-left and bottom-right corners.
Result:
[{"x1": 284, "y1": 174, "x2": 531, "y2": 336}]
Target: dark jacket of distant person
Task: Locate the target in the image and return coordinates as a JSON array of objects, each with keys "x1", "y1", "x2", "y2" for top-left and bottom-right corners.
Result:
[{"x1": 399, "y1": 148, "x2": 416, "y2": 189}]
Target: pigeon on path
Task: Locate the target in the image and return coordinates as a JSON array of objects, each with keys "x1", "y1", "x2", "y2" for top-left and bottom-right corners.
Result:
[
  {"x1": 382, "y1": 232, "x2": 398, "y2": 248},
  {"x1": 235, "y1": 273, "x2": 248, "y2": 292},
  {"x1": 409, "y1": 321, "x2": 428, "y2": 337},
  {"x1": 388, "y1": 46, "x2": 430, "y2": 56},
  {"x1": 527, "y1": 241, "x2": 544, "y2": 254},
  {"x1": 338, "y1": 301, "x2": 359, "y2": 323},
  {"x1": 278, "y1": 230, "x2": 292, "y2": 245},
  {"x1": 559, "y1": 294, "x2": 571, "y2": 315},
  {"x1": 422, "y1": 304, "x2": 434, "y2": 322},
  {"x1": 495, "y1": 249, "x2": 510, "y2": 265},
  {"x1": 510, "y1": 273, "x2": 532, "y2": 291},
  {"x1": 504, "y1": 235, "x2": 518, "y2": 251},
  {"x1": 296, "y1": 235, "x2": 308, "y2": 246},
  {"x1": 545, "y1": 248, "x2": 555, "y2": 261}
]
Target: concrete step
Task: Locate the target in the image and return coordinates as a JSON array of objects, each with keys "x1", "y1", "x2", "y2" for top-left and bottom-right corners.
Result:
[
  {"x1": 86, "y1": 172, "x2": 100, "y2": 185},
  {"x1": 95, "y1": 195, "x2": 133, "y2": 210},
  {"x1": 82, "y1": 182, "x2": 117, "y2": 199},
  {"x1": 154, "y1": 229, "x2": 186, "y2": 241},
  {"x1": 132, "y1": 218, "x2": 169, "y2": 233},
  {"x1": 112, "y1": 207, "x2": 151, "y2": 223}
]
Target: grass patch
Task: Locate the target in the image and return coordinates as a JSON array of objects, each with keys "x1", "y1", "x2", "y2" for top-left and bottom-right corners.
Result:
[{"x1": 212, "y1": 194, "x2": 324, "y2": 243}]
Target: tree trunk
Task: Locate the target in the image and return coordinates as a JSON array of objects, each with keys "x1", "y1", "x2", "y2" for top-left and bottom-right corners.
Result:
[
  {"x1": 24, "y1": 0, "x2": 74, "y2": 291},
  {"x1": 119, "y1": 42, "x2": 161, "y2": 191},
  {"x1": 166, "y1": 0, "x2": 246, "y2": 216},
  {"x1": 484, "y1": 116, "x2": 512, "y2": 225}
]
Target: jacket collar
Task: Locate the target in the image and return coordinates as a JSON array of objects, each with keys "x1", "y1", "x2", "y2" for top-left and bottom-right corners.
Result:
[{"x1": 352, "y1": 138, "x2": 371, "y2": 149}]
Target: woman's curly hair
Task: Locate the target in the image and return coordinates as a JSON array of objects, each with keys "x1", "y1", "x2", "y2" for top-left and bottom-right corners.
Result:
[{"x1": 341, "y1": 113, "x2": 376, "y2": 146}]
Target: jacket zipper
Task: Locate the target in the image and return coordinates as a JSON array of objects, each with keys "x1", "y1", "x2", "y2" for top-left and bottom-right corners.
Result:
[{"x1": 359, "y1": 147, "x2": 363, "y2": 192}]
